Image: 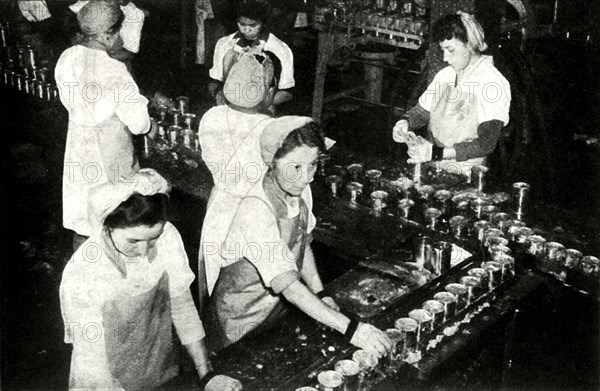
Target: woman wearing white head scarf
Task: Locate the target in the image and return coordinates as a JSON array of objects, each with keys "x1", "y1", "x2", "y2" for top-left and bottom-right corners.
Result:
[
  {"x1": 206, "y1": 117, "x2": 393, "y2": 358},
  {"x1": 392, "y1": 12, "x2": 511, "y2": 177},
  {"x1": 55, "y1": 0, "x2": 156, "y2": 250},
  {"x1": 59, "y1": 169, "x2": 241, "y2": 391}
]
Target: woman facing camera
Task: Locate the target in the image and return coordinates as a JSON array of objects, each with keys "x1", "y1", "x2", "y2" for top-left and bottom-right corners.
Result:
[
  {"x1": 207, "y1": 117, "x2": 393, "y2": 358},
  {"x1": 59, "y1": 169, "x2": 240, "y2": 391},
  {"x1": 392, "y1": 12, "x2": 511, "y2": 177}
]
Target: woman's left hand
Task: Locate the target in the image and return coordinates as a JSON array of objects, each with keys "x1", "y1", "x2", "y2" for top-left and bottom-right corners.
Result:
[
  {"x1": 321, "y1": 296, "x2": 340, "y2": 311},
  {"x1": 407, "y1": 141, "x2": 433, "y2": 164}
]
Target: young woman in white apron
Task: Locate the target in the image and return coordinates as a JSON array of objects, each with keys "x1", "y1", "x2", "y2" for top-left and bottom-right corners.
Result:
[
  {"x1": 208, "y1": 0, "x2": 294, "y2": 111},
  {"x1": 206, "y1": 117, "x2": 393, "y2": 358},
  {"x1": 198, "y1": 51, "x2": 276, "y2": 309},
  {"x1": 392, "y1": 12, "x2": 511, "y2": 177},
  {"x1": 55, "y1": 1, "x2": 156, "y2": 250},
  {"x1": 60, "y1": 170, "x2": 241, "y2": 391}
]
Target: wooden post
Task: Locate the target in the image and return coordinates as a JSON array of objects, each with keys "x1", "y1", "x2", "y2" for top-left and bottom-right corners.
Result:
[
  {"x1": 311, "y1": 31, "x2": 334, "y2": 122},
  {"x1": 180, "y1": 0, "x2": 187, "y2": 69}
]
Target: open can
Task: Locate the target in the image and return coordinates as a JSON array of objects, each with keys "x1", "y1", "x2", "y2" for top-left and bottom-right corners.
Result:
[
  {"x1": 484, "y1": 261, "x2": 503, "y2": 288},
  {"x1": 468, "y1": 267, "x2": 490, "y2": 294},
  {"x1": 395, "y1": 317, "x2": 418, "y2": 357},
  {"x1": 370, "y1": 190, "x2": 388, "y2": 214},
  {"x1": 445, "y1": 283, "x2": 468, "y2": 313},
  {"x1": 413, "y1": 235, "x2": 432, "y2": 269},
  {"x1": 433, "y1": 291, "x2": 457, "y2": 323},
  {"x1": 422, "y1": 300, "x2": 444, "y2": 331},
  {"x1": 460, "y1": 275, "x2": 481, "y2": 305},
  {"x1": 449, "y1": 215, "x2": 468, "y2": 238},
  {"x1": 326, "y1": 175, "x2": 343, "y2": 197},
  {"x1": 398, "y1": 198, "x2": 415, "y2": 219},
  {"x1": 317, "y1": 370, "x2": 344, "y2": 391},
  {"x1": 512, "y1": 182, "x2": 530, "y2": 220},
  {"x1": 346, "y1": 182, "x2": 363, "y2": 205},
  {"x1": 432, "y1": 241, "x2": 452, "y2": 275},
  {"x1": 334, "y1": 359, "x2": 360, "y2": 391},
  {"x1": 384, "y1": 329, "x2": 404, "y2": 367},
  {"x1": 470, "y1": 165, "x2": 489, "y2": 194},
  {"x1": 526, "y1": 235, "x2": 547, "y2": 256},
  {"x1": 352, "y1": 349, "x2": 378, "y2": 381},
  {"x1": 497, "y1": 254, "x2": 515, "y2": 279},
  {"x1": 408, "y1": 309, "x2": 433, "y2": 346}
]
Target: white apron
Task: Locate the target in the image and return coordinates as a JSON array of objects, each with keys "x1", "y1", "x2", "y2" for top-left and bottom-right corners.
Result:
[
  {"x1": 429, "y1": 74, "x2": 486, "y2": 178},
  {"x1": 200, "y1": 113, "x2": 271, "y2": 295}
]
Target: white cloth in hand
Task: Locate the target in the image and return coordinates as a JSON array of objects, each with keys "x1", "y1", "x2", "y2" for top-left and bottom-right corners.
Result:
[{"x1": 407, "y1": 140, "x2": 433, "y2": 163}]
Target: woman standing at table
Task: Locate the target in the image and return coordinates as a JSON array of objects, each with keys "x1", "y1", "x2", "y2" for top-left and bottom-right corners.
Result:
[
  {"x1": 55, "y1": 0, "x2": 155, "y2": 250},
  {"x1": 59, "y1": 169, "x2": 241, "y2": 391},
  {"x1": 69, "y1": 0, "x2": 147, "y2": 67},
  {"x1": 392, "y1": 12, "x2": 511, "y2": 177},
  {"x1": 198, "y1": 49, "x2": 276, "y2": 308},
  {"x1": 207, "y1": 116, "x2": 393, "y2": 358},
  {"x1": 208, "y1": 0, "x2": 294, "y2": 113}
]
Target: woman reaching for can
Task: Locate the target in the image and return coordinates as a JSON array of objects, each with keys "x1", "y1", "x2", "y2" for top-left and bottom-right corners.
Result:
[
  {"x1": 206, "y1": 116, "x2": 393, "y2": 358},
  {"x1": 59, "y1": 169, "x2": 241, "y2": 391}
]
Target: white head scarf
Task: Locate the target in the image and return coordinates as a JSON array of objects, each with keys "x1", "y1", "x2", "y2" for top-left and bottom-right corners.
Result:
[
  {"x1": 259, "y1": 116, "x2": 314, "y2": 165},
  {"x1": 88, "y1": 168, "x2": 171, "y2": 232},
  {"x1": 457, "y1": 11, "x2": 488, "y2": 53}
]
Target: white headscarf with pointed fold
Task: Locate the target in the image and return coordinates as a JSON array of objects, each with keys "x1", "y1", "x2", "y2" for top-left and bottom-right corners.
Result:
[{"x1": 457, "y1": 11, "x2": 488, "y2": 53}]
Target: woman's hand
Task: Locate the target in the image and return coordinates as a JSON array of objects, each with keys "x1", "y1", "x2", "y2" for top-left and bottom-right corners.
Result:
[
  {"x1": 407, "y1": 141, "x2": 433, "y2": 163},
  {"x1": 205, "y1": 375, "x2": 243, "y2": 391},
  {"x1": 392, "y1": 119, "x2": 410, "y2": 143},
  {"x1": 350, "y1": 323, "x2": 393, "y2": 359},
  {"x1": 321, "y1": 296, "x2": 340, "y2": 311}
]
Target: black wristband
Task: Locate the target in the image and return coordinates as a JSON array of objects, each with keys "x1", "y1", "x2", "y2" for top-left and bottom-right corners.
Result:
[
  {"x1": 432, "y1": 145, "x2": 444, "y2": 161},
  {"x1": 316, "y1": 290, "x2": 329, "y2": 299},
  {"x1": 343, "y1": 318, "x2": 360, "y2": 342},
  {"x1": 199, "y1": 371, "x2": 217, "y2": 389}
]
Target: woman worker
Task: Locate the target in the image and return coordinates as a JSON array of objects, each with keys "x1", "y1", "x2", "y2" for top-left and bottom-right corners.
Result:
[
  {"x1": 208, "y1": 0, "x2": 294, "y2": 112},
  {"x1": 207, "y1": 116, "x2": 393, "y2": 358},
  {"x1": 55, "y1": 0, "x2": 156, "y2": 250},
  {"x1": 392, "y1": 12, "x2": 511, "y2": 177},
  {"x1": 198, "y1": 47, "x2": 276, "y2": 306},
  {"x1": 59, "y1": 169, "x2": 241, "y2": 391},
  {"x1": 69, "y1": 0, "x2": 146, "y2": 65}
]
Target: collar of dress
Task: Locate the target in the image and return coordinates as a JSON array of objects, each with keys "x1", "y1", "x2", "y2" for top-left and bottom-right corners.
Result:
[
  {"x1": 263, "y1": 172, "x2": 298, "y2": 220},
  {"x1": 233, "y1": 29, "x2": 270, "y2": 48},
  {"x1": 99, "y1": 227, "x2": 157, "y2": 279}
]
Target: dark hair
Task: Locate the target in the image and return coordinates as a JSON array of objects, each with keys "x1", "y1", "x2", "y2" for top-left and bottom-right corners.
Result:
[
  {"x1": 236, "y1": 0, "x2": 271, "y2": 25},
  {"x1": 273, "y1": 122, "x2": 327, "y2": 161},
  {"x1": 104, "y1": 193, "x2": 168, "y2": 230},
  {"x1": 431, "y1": 14, "x2": 468, "y2": 44}
]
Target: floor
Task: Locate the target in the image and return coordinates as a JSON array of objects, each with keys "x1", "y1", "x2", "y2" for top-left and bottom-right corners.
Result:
[{"x1": 1, "y1": 24, "x2": 599, "y2": 391}]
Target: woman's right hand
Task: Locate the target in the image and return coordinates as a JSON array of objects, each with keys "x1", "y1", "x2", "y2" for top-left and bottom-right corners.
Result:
[
  {"x1": 392, "y1": 119, "x2": 410, "y2": 143},
  {"x1": 205, "y1": 375, "x2": 243, "y2": 391},
  {"x1": 350, "y1": 322, "x2": 393, "y2": 359}
]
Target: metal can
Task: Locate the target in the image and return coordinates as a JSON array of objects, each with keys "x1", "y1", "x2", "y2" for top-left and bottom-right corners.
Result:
[
  {"x1": 512, "y1": 182, "x2": 530, "y2": 220},
  {"x1": 413, "y1": 235, "x2": 432, "y2": 268}
]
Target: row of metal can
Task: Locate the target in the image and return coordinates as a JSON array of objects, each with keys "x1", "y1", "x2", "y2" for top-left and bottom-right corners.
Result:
[{"x1": 1, "y1": 69, "x2": 58, "y2": 101}]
